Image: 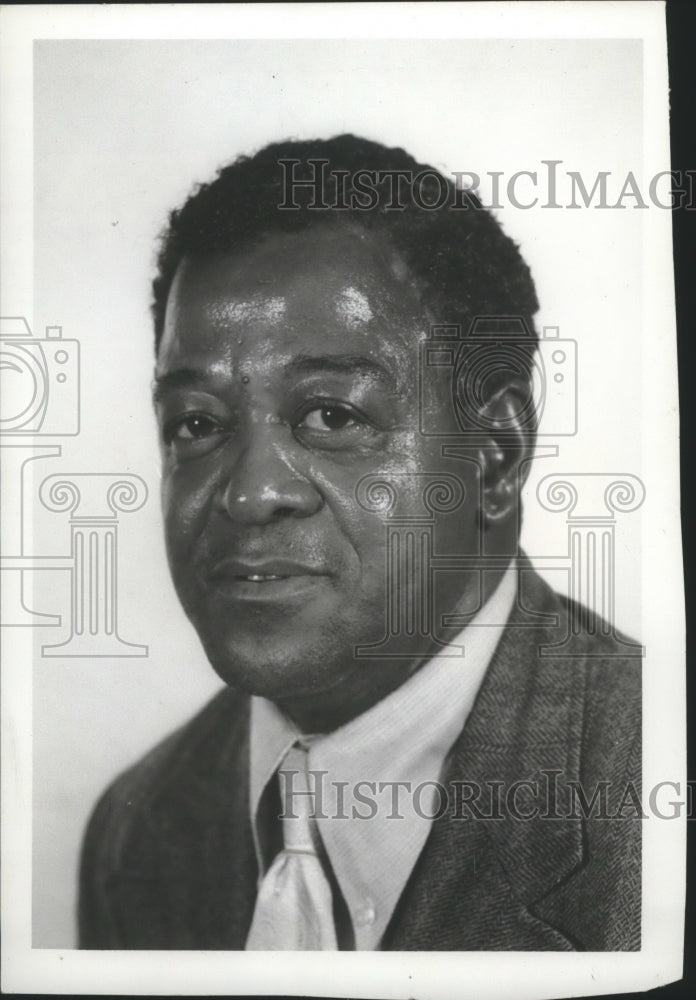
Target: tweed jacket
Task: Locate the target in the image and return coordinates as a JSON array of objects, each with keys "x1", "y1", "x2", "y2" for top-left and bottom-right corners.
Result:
[{"x1": 79, "y1": 564, "x2": 642, "y2": 950}]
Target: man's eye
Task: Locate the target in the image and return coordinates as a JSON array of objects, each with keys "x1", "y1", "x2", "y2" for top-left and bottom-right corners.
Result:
[
  {"x1": 299, "y1": 406, "x2": 357, "y2": 431},
  {"x1": 165, "y1": 414, "x2": 222, "y2": 443}
]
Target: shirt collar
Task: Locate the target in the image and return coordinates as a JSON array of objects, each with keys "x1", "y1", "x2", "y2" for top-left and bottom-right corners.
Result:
[{"x1": 249, "y1": 561, "x2": 517, "y2": 948}]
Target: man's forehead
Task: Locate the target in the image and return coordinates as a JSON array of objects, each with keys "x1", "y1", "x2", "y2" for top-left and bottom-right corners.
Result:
[
  {"x1": 158, "y1": 228, "x2": 429, "y2": 376},
  {"x1": 170, "y1": 280, "x2": 380, "y2": 334},
  {"x1": 219, "y1": 296, "x2": 287, "y2": 326},
  {"x1": 167, "y1": 224, "x2": 422, "y2": 316}
]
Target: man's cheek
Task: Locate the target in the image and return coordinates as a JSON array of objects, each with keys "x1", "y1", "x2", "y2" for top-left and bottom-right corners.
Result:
[
  {"x1": 163, "y1": 462, "x2": 215, "y2": 532},
  {"x1": 343, "y1": 513, "x2": 391, "y2": 602},
  {"x1": 162, "y1": 493, "x2": 207, "y2": 593}
]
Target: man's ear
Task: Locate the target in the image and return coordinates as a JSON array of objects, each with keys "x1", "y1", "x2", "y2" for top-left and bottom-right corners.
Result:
[{"x1": 474, "y1": 376, "x2": 537, "y2": 527}]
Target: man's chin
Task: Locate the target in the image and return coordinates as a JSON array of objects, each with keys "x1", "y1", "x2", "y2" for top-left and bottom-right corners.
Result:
[{"x1": 201, "y1": 629, "x2": 352, "y2": 704}]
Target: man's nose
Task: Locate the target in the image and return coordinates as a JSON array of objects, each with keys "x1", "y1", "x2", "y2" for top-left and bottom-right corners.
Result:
[{"x1": 218, "y1": 428, "x2": 323, "y2": 525}]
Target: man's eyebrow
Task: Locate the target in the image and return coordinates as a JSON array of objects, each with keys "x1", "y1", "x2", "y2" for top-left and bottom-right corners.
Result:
[
  {"x1": 152, "y1": 368, "x2": 210, "y2": 404},
  {"x1": 285, "y1": 354, "x2": 399, "y2": 391}
]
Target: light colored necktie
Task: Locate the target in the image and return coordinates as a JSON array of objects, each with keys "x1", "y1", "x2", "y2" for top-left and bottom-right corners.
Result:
[{"x1": 246, "y1": 744, "x2": 338, "y2": 950}]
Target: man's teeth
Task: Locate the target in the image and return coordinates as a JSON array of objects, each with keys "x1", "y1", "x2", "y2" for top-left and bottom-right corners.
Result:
[{"x1": 241, "y1": 574, "x2": 286, "y2": 582}]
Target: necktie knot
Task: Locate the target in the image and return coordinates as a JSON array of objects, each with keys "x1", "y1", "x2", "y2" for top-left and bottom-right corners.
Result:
[{"x1": 278, "y1": 744, "x2": 316, "y2": 853}]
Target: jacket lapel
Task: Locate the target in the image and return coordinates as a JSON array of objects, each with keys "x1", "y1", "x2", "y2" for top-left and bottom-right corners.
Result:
[{"x1": 385, "y1": 564, "x2": 588, "y2": 950}]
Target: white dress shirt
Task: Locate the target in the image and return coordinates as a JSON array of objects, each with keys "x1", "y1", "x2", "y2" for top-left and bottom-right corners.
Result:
[{"x1": 249, "y1": 562, "x2": 517, "y2": 949}]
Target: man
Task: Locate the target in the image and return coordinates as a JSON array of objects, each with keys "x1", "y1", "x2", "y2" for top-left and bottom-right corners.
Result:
[{"x1": 79, "y1": 135, "x2": 641, "y2": 951}]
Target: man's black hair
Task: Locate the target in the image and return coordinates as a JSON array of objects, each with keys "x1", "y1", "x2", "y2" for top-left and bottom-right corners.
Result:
[{"x1": 152, "y1": 134, "x2": 540, "y2": 366}]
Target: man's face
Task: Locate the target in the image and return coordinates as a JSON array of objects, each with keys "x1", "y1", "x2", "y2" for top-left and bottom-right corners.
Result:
[{"x1": 155, "y1": 226, "x2": 481, "y2": 723}]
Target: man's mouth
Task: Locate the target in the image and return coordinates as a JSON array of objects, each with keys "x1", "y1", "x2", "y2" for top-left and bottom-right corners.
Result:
[
  {"x1": 237, "y1": 573, "x2": 288, "y2": 582},
  {"x1": 211, "y1": 557, "x2": 326, "y2": 579},
  {"x1": 208, "y1": 557, "x2": 329, "y2": 601}
]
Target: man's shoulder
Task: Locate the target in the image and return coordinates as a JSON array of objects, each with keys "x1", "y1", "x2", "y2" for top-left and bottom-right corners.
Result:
[
  {"x1": 83, "y1": 685, "x2": 249, "y2": 863},
  {"x1": 513, "y1": 562, "x2": 642, "y2": 750},
  {"x1": 518, "y1": 560, "x2": 642, "y2": 668},
  {"x1": 553, "y1": 588, "x2": 642, "y2": 711},
  {"x1": 79, "y1": 685, "x2": 254, "y2": 947}
]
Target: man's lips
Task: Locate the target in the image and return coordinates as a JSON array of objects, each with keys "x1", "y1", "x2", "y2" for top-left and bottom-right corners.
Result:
[
  {"x1": 209, "y1": 557, "x2": 329, "y2": 582},
  {"x1": 206, "y1": 558, "x2": 331, "y2": 601}
]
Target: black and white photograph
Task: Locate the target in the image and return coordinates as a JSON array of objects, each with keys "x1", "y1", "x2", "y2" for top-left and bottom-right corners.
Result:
[{"x1": 0, "y1": 2, "x2": 686, "y2": 996}]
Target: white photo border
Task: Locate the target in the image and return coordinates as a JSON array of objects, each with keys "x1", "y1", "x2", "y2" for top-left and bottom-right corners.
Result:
[{"x1": 1, "y1": 2, "x2": 685, "y2": 996}]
